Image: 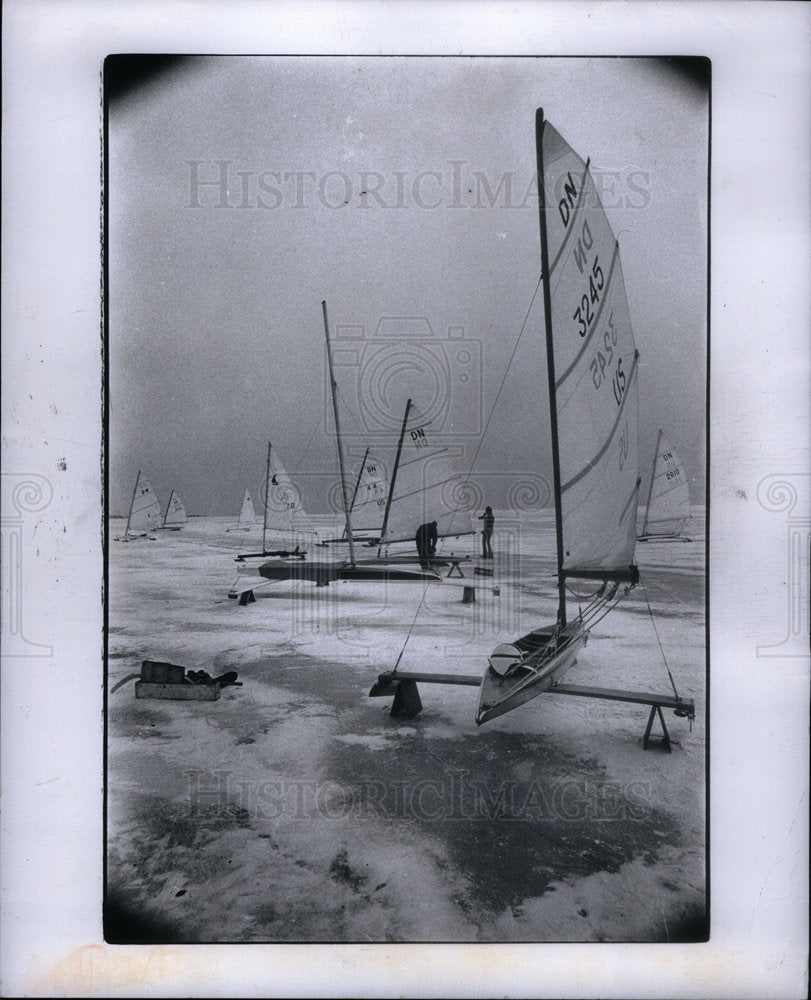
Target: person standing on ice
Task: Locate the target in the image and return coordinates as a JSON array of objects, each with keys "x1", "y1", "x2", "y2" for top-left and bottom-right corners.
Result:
[
  {"x1": 478, "y1": 506, "x2": 494, "y2": 558},
  {"x1": 415, "y1": 520, "x2": 438, "y2": 569}
]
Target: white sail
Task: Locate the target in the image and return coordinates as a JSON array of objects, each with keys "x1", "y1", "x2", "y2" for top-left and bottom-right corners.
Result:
[
  {"x1": 640, "y1": 431, "x2": 691, "y2": 538},
  {"x1": 476, "y1": 110, "x2": 642, "y2": 726},
  {"x1": 262, "y1": 444, "x2": 319, "y2": 551},
  {"x1": 348, "y1": 451, "x2": 388, "y2": 534},
  {"x1": 227, "y1": 488, "x2": 257, "y2": 531},
  {"x1": 541, "y1": 120, "x2": 640, "y2": 580},
  {"x1": 380, "y1": 403, "x2": 475, "y2": 547},
  {"x1": 162, "y1": 488, "x2": 187, "y2": 528},
  {"x1": 125, "y1": 471, "x2": 162, "y2": 535}
]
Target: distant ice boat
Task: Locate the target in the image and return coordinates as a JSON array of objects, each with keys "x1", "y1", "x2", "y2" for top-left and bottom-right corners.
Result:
[
  {"x1": 318, "y1": 447, "x2": 389, "y2": 545},
  {"x1": 375, "y1": 398, "x2": 475, "y2": 557},
  {"x1": 234, "y1": 442, "x2": 319, "y2": 560},
  {"x1": 637, "y1": 430, "x2": 692, "y2": 541},
  {"x1": 158, "y1": 488, "x2": 187, "y2": 530},
  {"x1": 226, "y1": 488, "x2": 257, "y2": 532},
  {"x1": 228, "y1": 303, "x2": 495, "y2": 602},
  {"x1": 116, "y1": 470, "x2": 160, "y2": 540}
]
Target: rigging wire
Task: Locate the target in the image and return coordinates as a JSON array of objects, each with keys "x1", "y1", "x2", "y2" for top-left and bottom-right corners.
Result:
[
  {"x1": 440, "y1": 271, "x2": 545, "y2": 544},
  {"x1": 390, "y1": 578, "x2": 438, "y2": 675},
  {"x1": 641, "y1": 580, "x2": 680, "y2": 700},
  {"x1": 393, "y1": 275, "x2": 545, "y2": 667},
  {"x1": 294, "y1": 409, "x2": 325, "y2": 471}
]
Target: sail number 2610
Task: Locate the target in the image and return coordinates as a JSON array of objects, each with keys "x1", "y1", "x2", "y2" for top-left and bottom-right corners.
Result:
[{"x1": 572, "y1": 256, "x2": 604, "y2": 337}]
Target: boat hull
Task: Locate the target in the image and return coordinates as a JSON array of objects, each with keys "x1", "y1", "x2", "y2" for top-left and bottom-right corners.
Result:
[{"x1": 476, "y1": 623, "x2": 588, "y2": 725}]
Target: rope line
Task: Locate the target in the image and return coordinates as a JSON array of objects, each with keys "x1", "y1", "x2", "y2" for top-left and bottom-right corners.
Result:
[
  {"x1": 436, "y1": 273, "x2": 544, "y2": 559},
  {"x1": 642, "y1": 581, "x2": 680, "y2": 699},
  {"x1": 394, "y1": 276, "x2": 544, "y2": 668}
]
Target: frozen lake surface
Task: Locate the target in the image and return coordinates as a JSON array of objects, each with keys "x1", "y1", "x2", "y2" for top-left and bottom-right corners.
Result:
[{"x1": 106, "y1": 509, "x2": 706, "y2": 943}]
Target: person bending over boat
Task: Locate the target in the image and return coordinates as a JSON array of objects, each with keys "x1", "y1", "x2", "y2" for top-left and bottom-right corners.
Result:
[
  {"x1": 478, "y1": 506, "x2": 494, "y2": 558},
  {"x1": 415, "y1": 520, "x2": 438, "y2": 569}
]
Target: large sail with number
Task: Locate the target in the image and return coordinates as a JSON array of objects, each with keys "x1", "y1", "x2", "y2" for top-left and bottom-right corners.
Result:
[
  {"x1": 638, "y1": 430, "x2": 692, "y2": 540},
  {"x1": 477, "y1": 110, "x2": 641, "y2": 725},
  {"x1": 543, "y1": 120, "x2": 641, "y2": 578},
  {"x1": 378, "y1": 401, "x2": 475, "y2": 548}
]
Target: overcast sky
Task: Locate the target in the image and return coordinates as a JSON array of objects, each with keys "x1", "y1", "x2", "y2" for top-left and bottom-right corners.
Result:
[{"x1": 107, "y1": 56, "x2": 708, "y2": 516}]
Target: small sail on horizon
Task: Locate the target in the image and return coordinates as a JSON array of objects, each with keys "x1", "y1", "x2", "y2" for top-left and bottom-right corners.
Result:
[
  {"x1": 638, "y1": 430, "x2": 692, "y2": 540},
  {"x1": 121, "y1": 470, "x2": 162, "y2": 539},
  {"x1": 378, "y1": 401, "x2": 475, "y2": 550},
  {"x1": 262, "y1": 442, "x2": 319, "y2": 553},
  {"x1": 227, "y1": 488, "x2": 257, "y2": 532},
  {"x1": 160, "y1": 488, "x2": 187, "y2": 529}
]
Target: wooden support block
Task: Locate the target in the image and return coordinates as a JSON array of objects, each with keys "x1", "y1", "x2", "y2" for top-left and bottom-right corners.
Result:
[
  {"x1": 643, "y1": 704, "x2": 672, "y2": 752},
  {"x1": 135, "y1": 681, "x2": 220, "y2": 701},
  {"x1": 462, "y1": 585, "x2": 476, "y2": 604},
  {"x1": 390, "y1": 679, "x2": 422, "y2": 718}
]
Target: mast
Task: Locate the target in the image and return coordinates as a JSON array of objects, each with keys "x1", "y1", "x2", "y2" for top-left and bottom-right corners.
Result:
[
  {"x1": 377, "y1": 397, "x2": 413, "y2": 555},
  {"x1": 262, "y1": 441, "x2": 272, "y2": 553},
  {"x1": 124, "y1": 470, "x2": 140, "y2": 538},
  {"x1": 323, "y1": 300, "x2": 356, "y2": 565},
  {"x1": 348, "y1": 446, "x2": 370, "y2": 522},
  {"x1": 535, "y1": 108, "x2": 567, "y2": 627},
  {"x1": 162, "y1": 488, "x2": 174, "y2": 527},
  {"x1": 641, "y1": 429, "x2": 663, "y2": 538}
]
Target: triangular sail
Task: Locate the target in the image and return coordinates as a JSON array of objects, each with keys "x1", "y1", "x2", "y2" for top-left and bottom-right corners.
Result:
[
  {"x1": 540, "y1": 118, "x2": 640, "y2": 585},
  {"x1": 125, "y1": 471, "x2": 162, "y2": 535},
  {"x1": 379, "y1": 403, "x2": 475, "y2": 546},
  {"x1": 228, "y1": 488, "x2": 257, "y2": 531},
  {"x1": 347, "y1": 451, "x2": 388, "y2": 534},
  {"x1": 262, "y1": 444, "x2": 319, "y2": 551},
  {"x1": 162, "y1": 489, "x2": 187, "y2": 528},
  {"x1": 640, "y1": 431, "x2": 691, "y2": 538}
]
